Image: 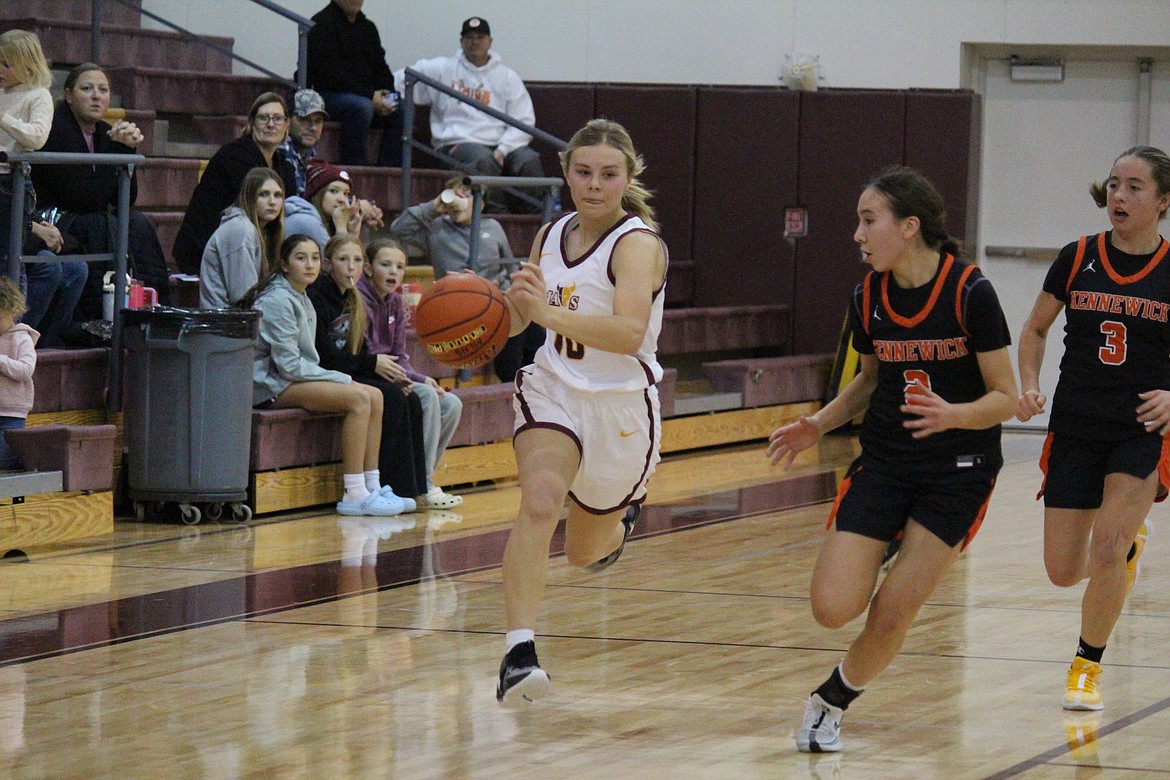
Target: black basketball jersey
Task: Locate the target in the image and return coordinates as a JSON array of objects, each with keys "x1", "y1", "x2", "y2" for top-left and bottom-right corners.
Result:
[
  {"x1": 850, "y1": 254, "x2": 1011, "y2": 475},
  {"x1": 1044, "y1": 231, "x2": 1170, "y2": 439}
]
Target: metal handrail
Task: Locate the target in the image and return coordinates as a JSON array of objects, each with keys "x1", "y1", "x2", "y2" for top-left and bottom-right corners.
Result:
[
  {"x1": 400, "y1": 67, "x2": 568, "y2": 213},
  {"x1": 90, "y1": 0, "x2": 313, "y2": 89},
  {"x1": 463, "y1": 175, "x2": 564, "y2": 263},
  {"x1": 2, "y1": 150, "x2": 144, "y2": 413}
]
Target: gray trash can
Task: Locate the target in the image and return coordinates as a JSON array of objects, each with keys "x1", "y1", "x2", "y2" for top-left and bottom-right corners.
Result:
[{"x1": 122, "y1": 307, "x2": 259, "y2": 524}]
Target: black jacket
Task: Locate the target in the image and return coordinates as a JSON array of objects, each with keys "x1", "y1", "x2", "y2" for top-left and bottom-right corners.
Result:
[
  {"x1": 172, "y1": 135, "x2": 296, "y2": 274},
  {"x1": 307, "y1": 1, "x2": 395, "y2": 97},
  {"x1": 307, "y1": 273, "x2": 378, "y2": 378},
  {"x1": 31, "y1": 104, "x2": 139, "y2": 213}
]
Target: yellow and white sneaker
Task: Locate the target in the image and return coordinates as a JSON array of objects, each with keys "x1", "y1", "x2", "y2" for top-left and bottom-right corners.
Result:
[
  {"x1": 1125, "y1": 519, "x2": 1150, "y2": 595},
  {"x1": 1063, "y1": 657, "x2": 1104, "y2": 711}
]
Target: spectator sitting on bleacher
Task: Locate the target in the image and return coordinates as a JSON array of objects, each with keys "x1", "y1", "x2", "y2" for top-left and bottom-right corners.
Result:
[
  {"x1": 279, "y1": 90, "x2": 386, "y2": 235},
  {"x1": 403, "y1": 16, "x2": 545, "y2": 214},
  {"x1": 0, "y1": 276, "x2": 37, "y2": 470},
  {"x1": 0, "y1": 30, "x2": 52, "y2": 268},
  {"x1": 23, "y1": 218, "x2": 85, "y2": 348},
  {"x1": 277, "y1": 88, "x2": 326, "y2": 196},
  {"x1": 359, "y1": 238, "x2": 464, "y2": 508},
  {"x1": 241, "y1": 233, "x2": 411, "y2": 517},
  {"x1": 31, "y1": 63, "x2": 172, "y2": 324},
  {"x1": 309, "y1": 233, "x2": 428, "y2": 504},
  {"x1": 199, "y1": 168, "x2": 285, "y2": 308},
  {"x1": 284, "y1": 160, "x2": 379, "y2": 250},
  {"x1": 172, "y1": 92, "x2": 297, "y2": 275},
  {"x1": 389, "y1": 175, "x2": 542, "y2": 382},
  {"x1": 306, "y1": 0, "x2": 403, "y2": 168}
]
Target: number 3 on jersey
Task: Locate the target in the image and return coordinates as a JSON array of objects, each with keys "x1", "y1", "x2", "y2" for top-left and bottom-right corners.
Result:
[
  {"x1": 554, "y1": 332, "x2": 585, "y2": 360},
  {"x1": 1099, "y1": 320, "x2": 1126, "y2": 365}
]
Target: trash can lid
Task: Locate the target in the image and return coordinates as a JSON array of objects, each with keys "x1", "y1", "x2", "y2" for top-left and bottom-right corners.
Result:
[{"x1": 122, "y1": 306, "x2": 260, "y2": 338}]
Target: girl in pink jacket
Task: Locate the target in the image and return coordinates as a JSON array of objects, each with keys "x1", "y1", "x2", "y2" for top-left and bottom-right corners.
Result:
[{"x1": 0, "y1": 277, "x2": 38, "y2": 469}]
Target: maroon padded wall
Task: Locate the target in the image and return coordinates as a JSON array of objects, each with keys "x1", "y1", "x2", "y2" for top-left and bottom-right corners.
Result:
[
  {"x1": 792, "y1": 91, "x2": 906, "y2": 355},
  {"x1": 903, "y1": 91, "x2": 981, "y2": 252},
  {"x1": 594, "y1": 85, "x2": 697, "y2": 267},
  {"x1": 692, "y1": 87, "x2": 801, "y2": 310},
  {"x1": 527, "y1": 82, "x2": 597, "y2": 182}
]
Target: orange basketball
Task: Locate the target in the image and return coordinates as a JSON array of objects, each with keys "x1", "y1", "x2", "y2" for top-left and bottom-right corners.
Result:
[{"x1": 414, "y1": 274, "x2": 511, "y2": 368}]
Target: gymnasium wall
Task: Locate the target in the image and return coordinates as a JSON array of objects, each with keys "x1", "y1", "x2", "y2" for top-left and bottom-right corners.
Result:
[
  {"x1": 521, "y1": 83, "x2": 978, "y2": 354},
  {"x1": 142, "y1": 1, "x2": 1170, "y2": 90}
]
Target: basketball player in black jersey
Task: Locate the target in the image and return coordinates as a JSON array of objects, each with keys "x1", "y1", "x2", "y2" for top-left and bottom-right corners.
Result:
[
  {"x1": 767, "y1": 166, "x2": 1017, "y2": 752},
  {"x1": 1017, "y1": 146, "x2": 1170, "y2": 712}
]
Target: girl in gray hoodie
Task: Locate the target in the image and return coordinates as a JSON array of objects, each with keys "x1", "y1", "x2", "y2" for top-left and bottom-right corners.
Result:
[
  {"x1": 200, "y1": 168, "x2": 285, "y2": 308},
  {"x1": 242, "y1": 234, "x2": 408, "y2": 516}
]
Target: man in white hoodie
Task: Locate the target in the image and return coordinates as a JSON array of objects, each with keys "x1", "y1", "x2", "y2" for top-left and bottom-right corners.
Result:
[{"x1": 406, "y1": 17, "x2": 545, "y2": 212}]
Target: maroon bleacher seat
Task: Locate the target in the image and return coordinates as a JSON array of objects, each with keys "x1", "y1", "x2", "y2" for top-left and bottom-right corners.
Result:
[
  {"x1": 31, "y1": 348, "x2": 109, "y2": 414},
  {"x1": 701, "y1": 354, "x2": 833, "y2": 408},
  {"x1": 4, "y1": 424, "x2": 117, "y2": 491}
]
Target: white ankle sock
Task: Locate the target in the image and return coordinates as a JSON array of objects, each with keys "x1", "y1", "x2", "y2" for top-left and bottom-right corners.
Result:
[
  {"x1": 837, "y1": 663, "x2": 863, "y2": 693},
  {"x1": 506, "y1": 629, "x2": 535, "y2": 652},
  {"x1": 364, "y1": 469, "x2": 381, "y2": 492},
  {"x1": 343, "y1": 473, "x2": 370, "y2": 504}
]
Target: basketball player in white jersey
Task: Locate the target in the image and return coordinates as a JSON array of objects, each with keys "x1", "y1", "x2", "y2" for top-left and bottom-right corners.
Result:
[{"x1": 494, "y1": 119, "x2": 668, "y2": 706}]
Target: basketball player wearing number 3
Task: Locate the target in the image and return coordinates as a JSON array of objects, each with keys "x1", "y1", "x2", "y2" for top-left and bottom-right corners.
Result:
[
  {"x1": 767, "y1": 167, "x2": 1016, "y2": 751},
  {"x1": 1017, "y1": 146, "x2": 1170, "y2": 714},
  {"x1": 493, "y1": 119, "x2": 668, "y2": 707}
]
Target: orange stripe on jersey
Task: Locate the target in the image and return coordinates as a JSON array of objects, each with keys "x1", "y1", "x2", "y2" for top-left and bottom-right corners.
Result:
[
  {"x1": 881, "y1": 253, "x2": 955, "y2": 328},
  {"x1": 1157, "y1": 434, "x2": 1170, "y2": 503},
  {"x1": 953, "y1": 264, "x2": 977, "y2": 338},
  {"x1": 960, "y1": 476, "x2": 996, "y2": 551},
  {"x1": 861, "y1": 271, "x2": 874, "y2": 335},
  {"x1": 1065, "y1": 235, "x2": 1088, "y2": 297},
  {"x1": 825, "y1": 469, "x2": 856, "y2": 530},
  {"x1": 1036, "y1": 431, "x2": 1055, "y2": 501},
  {"x1": 1097, "y1": 231, "x2": 1170, "y2": 285}
]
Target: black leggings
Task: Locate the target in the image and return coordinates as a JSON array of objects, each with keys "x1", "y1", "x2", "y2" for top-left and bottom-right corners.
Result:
[{"x1": 355, "y1": 375, "x2": 427, "y2": 498}]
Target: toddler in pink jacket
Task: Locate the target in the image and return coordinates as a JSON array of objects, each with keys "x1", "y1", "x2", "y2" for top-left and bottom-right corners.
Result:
[{"x1": 0, "y1": 277, "x2": 38, "y2": 469}]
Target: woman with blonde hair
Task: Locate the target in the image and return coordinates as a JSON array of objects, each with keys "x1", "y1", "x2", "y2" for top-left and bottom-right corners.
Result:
[
  {"x1": 495, "y1": 119, "x2": 668, "y2": 706},
  {"x1": 200, "y1": 167, "x2": 285, "y2": 307}
]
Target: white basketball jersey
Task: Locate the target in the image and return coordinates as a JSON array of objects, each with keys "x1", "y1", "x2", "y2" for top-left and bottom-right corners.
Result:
[{"x1": 533, "y1": 212, "x2": 666, "y2": 392}]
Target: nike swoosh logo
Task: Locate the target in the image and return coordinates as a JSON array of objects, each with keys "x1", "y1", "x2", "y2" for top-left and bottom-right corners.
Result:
[{"x1": 620, "y1": 430, "x2": 636, "y2": 437}]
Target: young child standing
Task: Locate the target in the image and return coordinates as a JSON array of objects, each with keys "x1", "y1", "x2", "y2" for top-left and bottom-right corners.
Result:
[
  {"x1": 0, "y1": 30, "x2": 53, "y2": 259},
  {"x1": 360, "y1": 238, "x2": 464, "y2": 508},
  {"x1": 0, "y1": 276, "x2": 37, "y2": 469}
]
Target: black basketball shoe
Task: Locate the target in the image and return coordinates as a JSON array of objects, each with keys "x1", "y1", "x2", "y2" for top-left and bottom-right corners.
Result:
[
  {"x1": 586, "y1": 503, "x2": 641, "y2": 573},
  {"x1": 496, "y1": 640, "x2": 551, "y2": 707}
]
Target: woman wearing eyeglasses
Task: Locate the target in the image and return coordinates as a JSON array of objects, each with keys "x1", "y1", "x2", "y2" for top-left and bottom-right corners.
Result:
[{"x1": 172, "y1": 91, "x2": 298, "y2": 275}]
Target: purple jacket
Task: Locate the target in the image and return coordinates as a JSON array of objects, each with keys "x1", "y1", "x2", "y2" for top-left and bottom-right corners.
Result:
[{"x1": 357, "y1": 277, "x2": 427, "y2": 384}]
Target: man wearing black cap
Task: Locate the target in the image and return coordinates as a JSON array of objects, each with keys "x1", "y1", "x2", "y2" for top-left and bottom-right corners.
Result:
[
  {"x1": 404, "y1": 16, "x2": 545, "y2": 212},
  {"x1": 306, "y1": 0, "x2": 404, "y2": 167}
]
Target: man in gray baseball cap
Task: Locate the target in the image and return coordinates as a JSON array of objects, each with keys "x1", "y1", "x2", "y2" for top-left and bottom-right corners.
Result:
[{"x1": 279, "y1": 88, "x2": 330, "y2": 196}]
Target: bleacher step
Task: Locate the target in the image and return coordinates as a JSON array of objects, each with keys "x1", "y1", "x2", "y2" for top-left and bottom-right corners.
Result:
[
  {"x1": 0, "y1": 0, "x2": 142, "y2": 26},
  {"x1": 106, "y1": 66, "x2": 287, "y2": 116},
  {"x1": 2, "y1": 18, "x2": 233, "y2": 73},
  {"x1": 0, "y1": 471, "x2": 63, "y2": 499},
  {"x1": 673, "y1": 392, "x2": 744, "y2": 416}
]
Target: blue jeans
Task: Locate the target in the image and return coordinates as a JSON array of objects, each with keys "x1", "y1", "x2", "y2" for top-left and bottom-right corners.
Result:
[
  {"x1": 436, "y1": 143, "x2": 545, "y2": 212},
  {"x1": 0, "y1": 416, "x2": 25, "y2": 470},
  {"x1": 318, "y1": 91, "x2": 404, "y2": 167},
  {"x1": 24, "y1": 251, "x2": 87, "y2": 347},
  {"x1": 411, "y1": 381, "x2": 463, "y2": 489}
]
